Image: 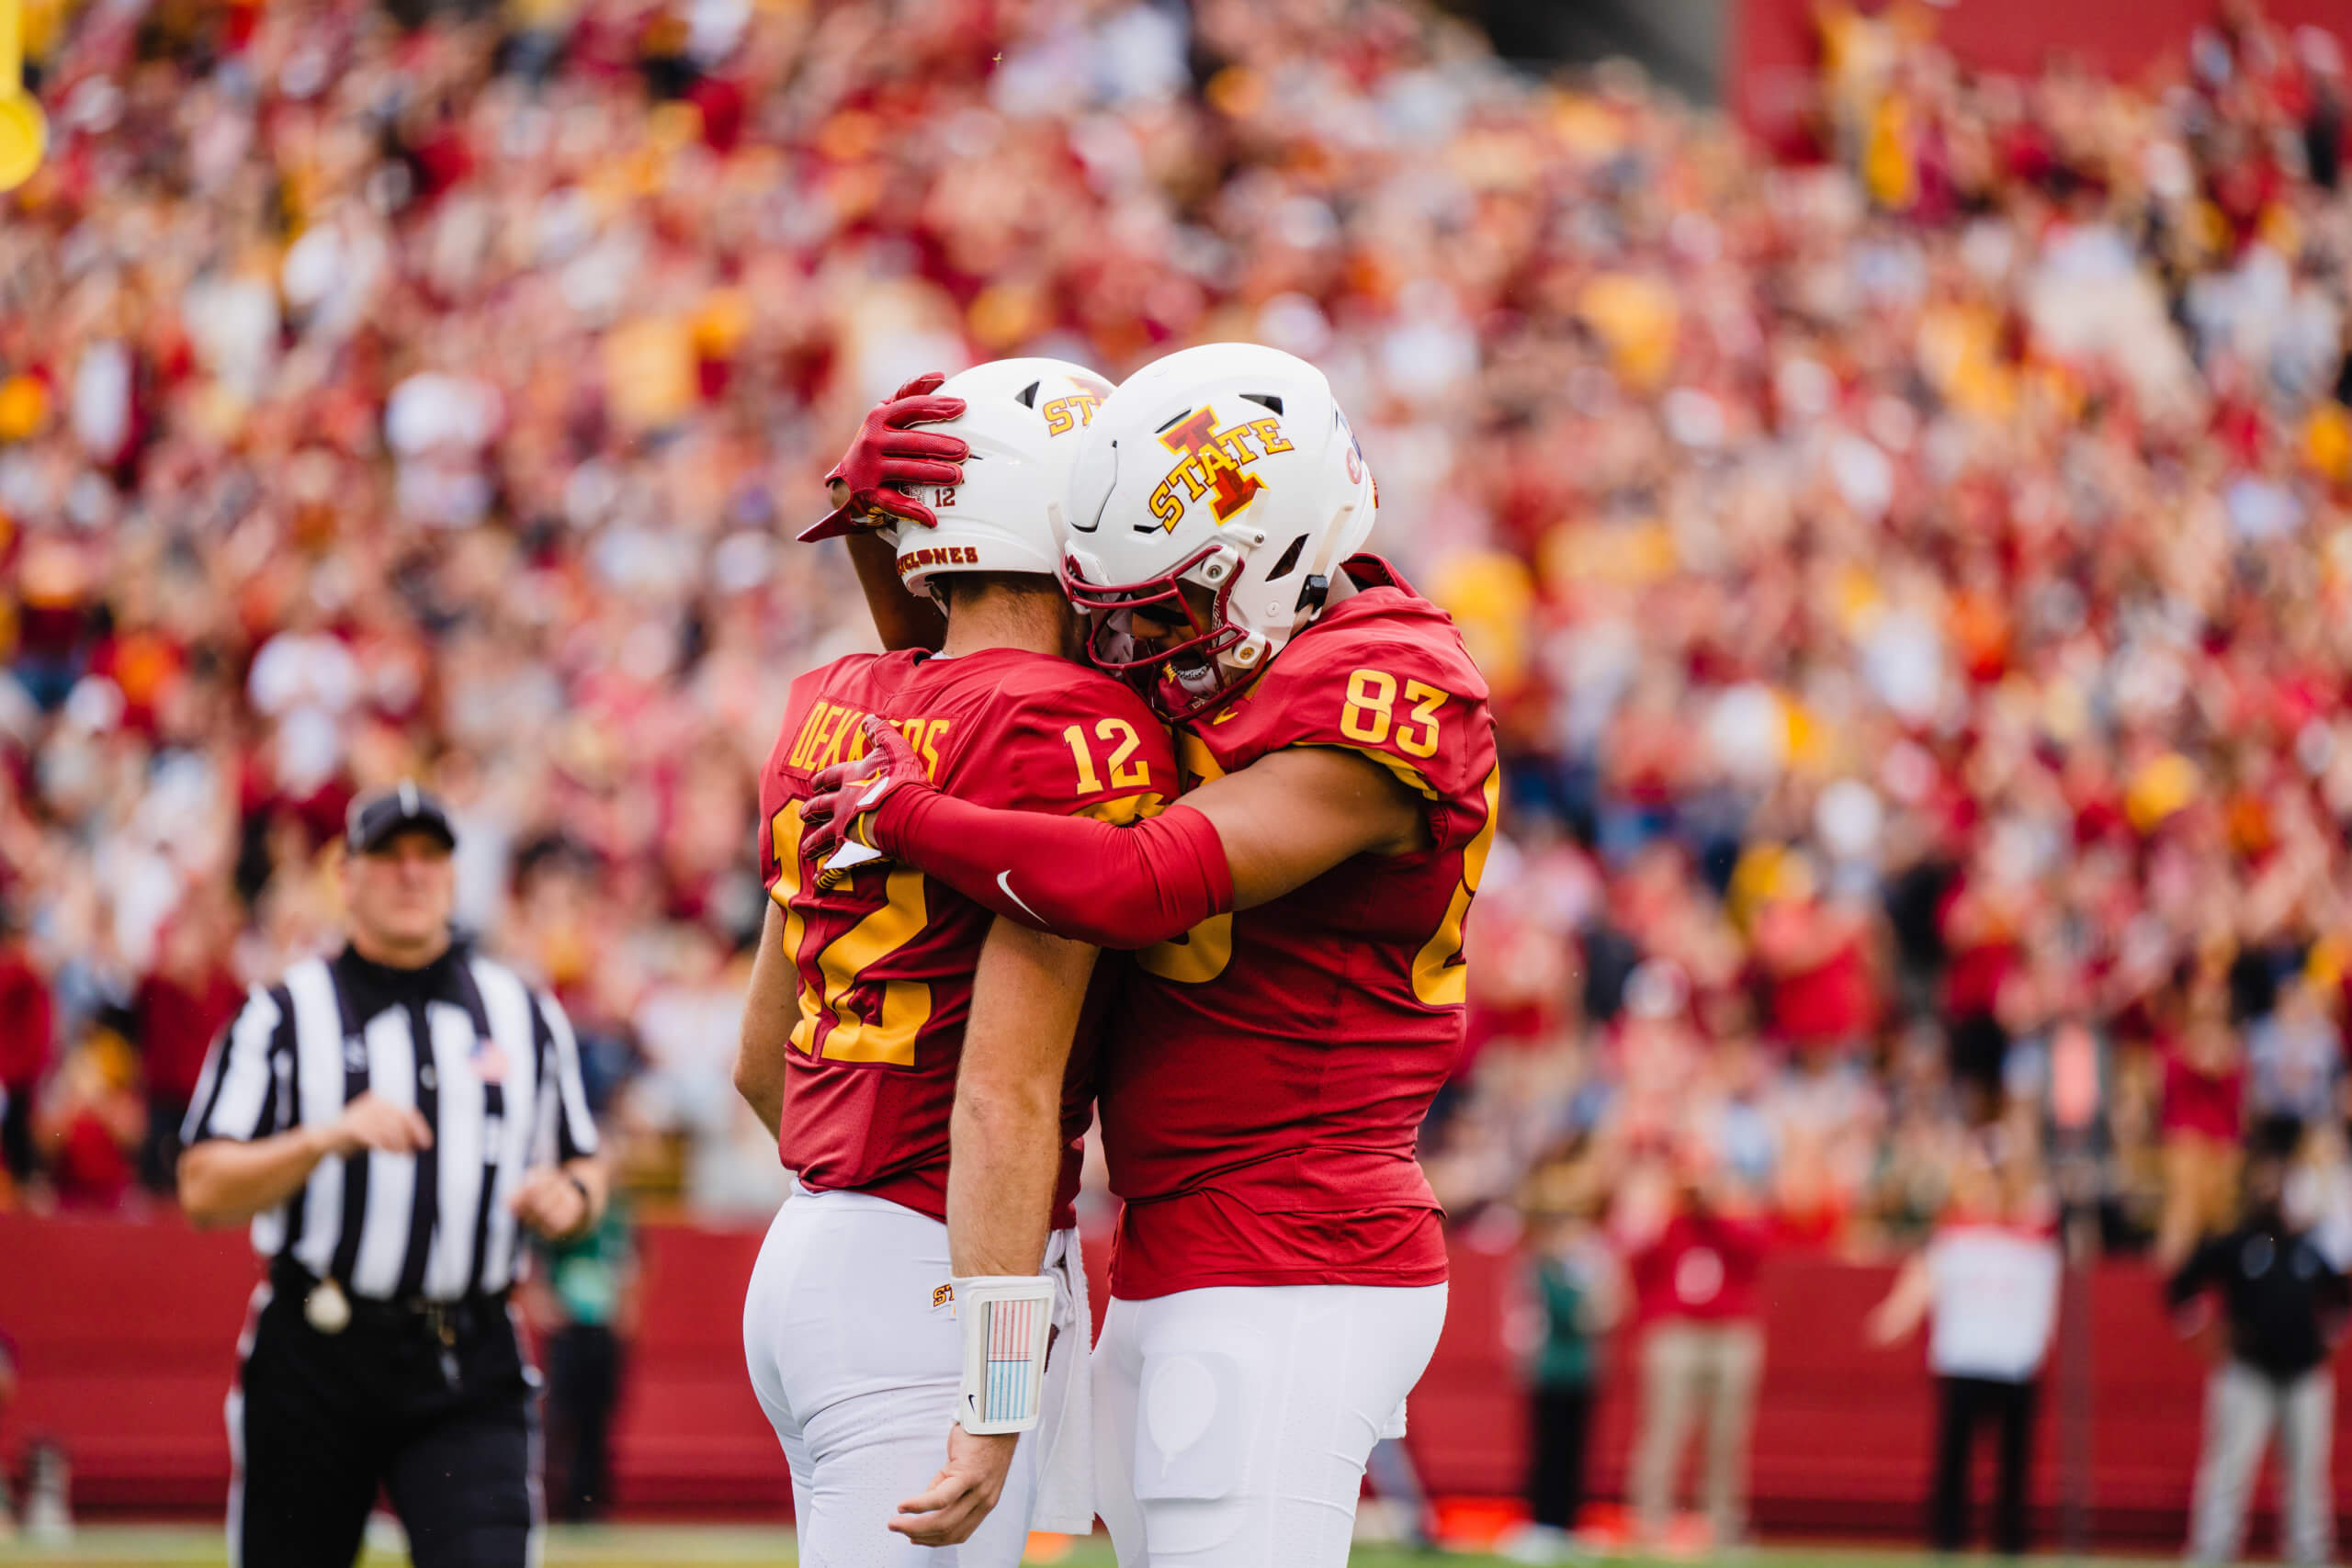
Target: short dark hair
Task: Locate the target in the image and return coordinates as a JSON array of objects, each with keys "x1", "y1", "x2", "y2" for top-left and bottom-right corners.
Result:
[{"x1": 930, "y1": 570, "x2": 1060, "y2": 613}]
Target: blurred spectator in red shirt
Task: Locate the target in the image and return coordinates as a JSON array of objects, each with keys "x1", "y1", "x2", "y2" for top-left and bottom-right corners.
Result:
[
  {"x1": 1623, "y1": 1151, "x2": 1771, "y2": 1549},
  {"x1": 33, "y1": 1031, "x2": 143, "y2": 1213},
  {"x1": 0, "y1": 916, "x2": 53, "y2": 1190},
  {"x1": 1754, "y1": 894, "x2": 1881, "y2": 1058},
  {"x1": 131, "y1": 899, "x2": 244, "y2": 1193}
]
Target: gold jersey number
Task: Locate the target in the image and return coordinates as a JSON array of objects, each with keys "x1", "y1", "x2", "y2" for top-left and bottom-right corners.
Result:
[{"x1": 768, "y1": 800, "x2": 932, "y2": 1066}]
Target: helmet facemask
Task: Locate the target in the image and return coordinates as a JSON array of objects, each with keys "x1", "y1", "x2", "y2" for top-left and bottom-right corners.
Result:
[{"x1": 1059, "y1": 543, "x2": 1270, "y2": 722}]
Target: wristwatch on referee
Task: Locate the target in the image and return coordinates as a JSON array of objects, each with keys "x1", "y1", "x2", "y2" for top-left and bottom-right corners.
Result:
[{"x1": 565, "y1": 1172, "x2": 598, "y2": 1237}]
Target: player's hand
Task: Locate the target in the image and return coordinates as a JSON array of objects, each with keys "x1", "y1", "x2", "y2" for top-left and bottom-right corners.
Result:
[
  {"x1": 801, "y1": 716, "x2": 934, "y2": 863},
  {"x1": 510, "y1": 1168, "x2": 592, "y2": 1240},
  {"x1": 888, "y1": 1425, "x2": 1019, "y2": 1547},
  {"x1": 320, "y1": 1092, "x2": 433, "y2": 1157},
  {"x1": 800, "y1": 373, "x2": 967, "y2": 540}
]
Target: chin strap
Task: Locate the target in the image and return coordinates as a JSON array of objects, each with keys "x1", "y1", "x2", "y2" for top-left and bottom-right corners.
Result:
[{"x1": 949, "y1": 1274, "x2": 1057, "y2": 1435}]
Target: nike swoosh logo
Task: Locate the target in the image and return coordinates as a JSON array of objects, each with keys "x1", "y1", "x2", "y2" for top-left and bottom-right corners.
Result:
[{"x1": 997, "y1": 872, "x2": 1046, "y2": 925}]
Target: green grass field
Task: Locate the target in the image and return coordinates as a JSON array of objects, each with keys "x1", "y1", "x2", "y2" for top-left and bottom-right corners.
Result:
[{"x1": 0, "y1": 1529, "x2": 2186, "y2": 1568}]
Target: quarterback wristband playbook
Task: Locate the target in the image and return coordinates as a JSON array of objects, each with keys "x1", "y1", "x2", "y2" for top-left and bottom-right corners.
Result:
[
  {"x1": 951, "y1": 1274, "x2": 1057, "y2": 1435},
  {"x1": 860, "y1": 790, "x2": 1234, "y2": 950}
]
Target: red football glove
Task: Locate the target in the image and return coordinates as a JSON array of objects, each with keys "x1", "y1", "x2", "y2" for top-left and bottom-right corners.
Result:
[
  {"x1": 800, "y1": 716, "x2": 936, "y2": 864},
  {"x1": 800, "y1": 373, "x2": 969, "y2": 541}
]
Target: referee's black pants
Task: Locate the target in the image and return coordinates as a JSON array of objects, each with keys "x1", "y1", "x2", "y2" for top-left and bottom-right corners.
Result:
[
  {"x1": 232, "y1": 1266, "x2": 537, "y2": 1568},
  {"x1": 1928, "y1": 1373, "x2": 2037, "y2": 1556}
]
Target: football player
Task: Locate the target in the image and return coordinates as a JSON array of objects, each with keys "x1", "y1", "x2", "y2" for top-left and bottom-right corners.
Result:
[
  {"x1": 734, "y1": 357, "x2": 1174, "y2": 1566},
  {"x1": 799, "y1": 344, "x2": 1498, "y2": 1566}
]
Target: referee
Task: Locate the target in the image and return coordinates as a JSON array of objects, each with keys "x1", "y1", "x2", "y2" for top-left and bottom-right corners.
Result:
[{"x1": 178, "y1": 782, "x2": 607, "y2": 1568}]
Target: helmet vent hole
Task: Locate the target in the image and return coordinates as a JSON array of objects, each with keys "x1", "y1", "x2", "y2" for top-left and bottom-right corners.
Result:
[
  {"x1": 1239, "y1": 393, "x2": 1283, "y2": 415},
  {"x1": 1015, "y1": 380, "x2": 1042, "y2": 409},
  {"x1": 1262, "y1": 534, "x2": 1308, "y2": 582},
  {"x1": 1154, "y1": 407, "x2": 1193, "y2": 434}
]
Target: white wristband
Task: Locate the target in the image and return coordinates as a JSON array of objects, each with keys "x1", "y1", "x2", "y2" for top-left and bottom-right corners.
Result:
[{"x1": 949, "y1": 1274, "x2": 1057, "y2": 1435}]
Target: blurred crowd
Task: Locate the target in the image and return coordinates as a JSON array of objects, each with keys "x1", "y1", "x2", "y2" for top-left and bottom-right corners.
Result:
[
  {"x1": 0, "y1": 0, "x2": 2350, "y2": 1271},
  {"x1": 1430, "y1": 0, "x2": 2352, "y2": 1273}
]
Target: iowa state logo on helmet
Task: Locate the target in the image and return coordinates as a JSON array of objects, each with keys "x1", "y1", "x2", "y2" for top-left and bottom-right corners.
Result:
[
  {"x1": 1146, "y1": 405, "x2": 1295, "y2": 531},
  {"x1": 1042, "y1": 375, "x2": 1113, "y2": 437}
]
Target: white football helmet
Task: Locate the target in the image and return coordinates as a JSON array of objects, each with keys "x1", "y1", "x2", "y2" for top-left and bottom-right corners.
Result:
[
  {"x1": 1057, "y1": 343, "x2": 1375, "y2": 720},
  {"x1": 888, "y1": 358, "x2": 1113, "y2": 599}
]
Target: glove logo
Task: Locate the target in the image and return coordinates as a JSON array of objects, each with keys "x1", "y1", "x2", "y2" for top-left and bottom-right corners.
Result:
[{"x1": 1148, "y1": 407, "x2": 1293, "y2": 531}]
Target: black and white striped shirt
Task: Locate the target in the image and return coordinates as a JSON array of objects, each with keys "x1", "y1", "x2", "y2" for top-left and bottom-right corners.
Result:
[{"x1": 184, "y1": 942, "x2": 599, "y2": 1303}]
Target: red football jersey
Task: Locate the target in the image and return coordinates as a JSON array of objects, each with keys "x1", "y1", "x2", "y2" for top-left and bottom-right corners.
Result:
[
  {"x1": 757, "y1": 646, "x2": 1175, "y2": 1229},
  {"x1": 1100, "y1": 557, "x2": 1498, "y2": 1298}
]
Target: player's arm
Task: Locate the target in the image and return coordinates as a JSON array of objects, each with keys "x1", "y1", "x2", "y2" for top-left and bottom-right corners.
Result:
[
  {"x1": 1186, "y1": 744, "x2": 1427, "y2": 905},
  {"x1": 730, "y1": 899, "x2": 801, "y2": 1143},
  {"x1": 892, "y1": 916, "x2": 1100, "y2": 1549},
  {"x1": 948, "y1": 916, "x2": 1098, "y2": 1277},
  {"x1": 803, "y1": 716, "x2": 1421, "y2": 948}
]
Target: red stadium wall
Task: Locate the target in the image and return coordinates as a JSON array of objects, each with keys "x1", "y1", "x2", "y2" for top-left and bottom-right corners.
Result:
[{"x1": 2, "y1": 1212, "x2": 2346, "y2": 1545}]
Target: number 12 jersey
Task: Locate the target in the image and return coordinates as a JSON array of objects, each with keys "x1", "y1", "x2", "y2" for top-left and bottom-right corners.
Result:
[{"x1": 757, "y1": 645, "x2": 1176, "y2": 1230}]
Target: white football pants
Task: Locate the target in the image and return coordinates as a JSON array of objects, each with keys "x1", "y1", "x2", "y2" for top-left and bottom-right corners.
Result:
[
  {"x1": 742, "y1": 1185, "x2": 1083, "y2": 1568},
  {"x1": 1092, "y1": 1282, "x2": 1448, "y2": 1567}
]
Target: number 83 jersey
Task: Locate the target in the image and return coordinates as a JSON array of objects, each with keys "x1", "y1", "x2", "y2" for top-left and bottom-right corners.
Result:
[
  {"x1": 1101, "y1": 556, "x2": 1499, "y2": 1300},
  {"x1": 758, "y1": 646, "x2": 1176, "y2": 1230}
]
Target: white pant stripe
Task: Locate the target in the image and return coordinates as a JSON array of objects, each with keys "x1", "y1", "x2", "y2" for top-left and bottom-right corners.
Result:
[{"x1": 223, "y1": 1281, "x2": 271, "y2": 1568}]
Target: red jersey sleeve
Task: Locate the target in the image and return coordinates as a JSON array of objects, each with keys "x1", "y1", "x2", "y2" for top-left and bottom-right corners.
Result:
[{"x1": 1239, "y1": 620, "x2": 1494, "y2": 854}]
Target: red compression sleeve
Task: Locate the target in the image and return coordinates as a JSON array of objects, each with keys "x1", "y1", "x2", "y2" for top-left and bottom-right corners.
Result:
[{"x1": 867, "y1": 791, "x2": 1233, "y2": 949}]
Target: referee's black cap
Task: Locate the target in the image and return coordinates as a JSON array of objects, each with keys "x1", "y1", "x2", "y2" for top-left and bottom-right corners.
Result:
[{"x1": 346, "y1": 780, "x2": 458, "y2": 855}]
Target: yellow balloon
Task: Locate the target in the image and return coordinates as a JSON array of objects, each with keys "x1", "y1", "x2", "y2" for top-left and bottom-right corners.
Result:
[{"x1": 0, "y1": 93, "x2": 45, "y2": 193}]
